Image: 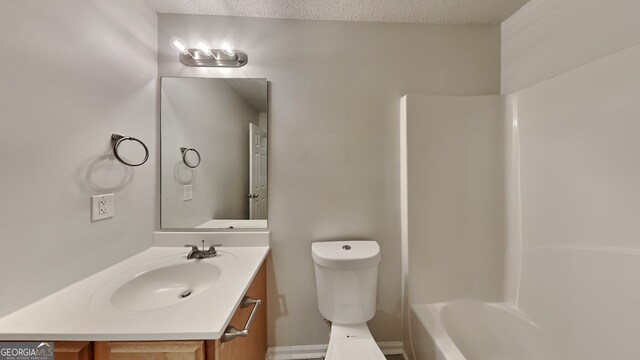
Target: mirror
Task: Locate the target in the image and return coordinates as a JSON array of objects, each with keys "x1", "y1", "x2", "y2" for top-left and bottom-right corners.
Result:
[{"x1": 160, "y1": 77, "x2": 268, "y2": 229}]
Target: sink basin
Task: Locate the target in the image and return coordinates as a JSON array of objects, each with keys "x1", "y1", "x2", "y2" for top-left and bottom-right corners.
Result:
[
  {"x1": 89, "y1": 252, "x2": 238, "y2": 313},
  {"x1": 111, "y1": 262, "x2": 221, "y2": 312}
]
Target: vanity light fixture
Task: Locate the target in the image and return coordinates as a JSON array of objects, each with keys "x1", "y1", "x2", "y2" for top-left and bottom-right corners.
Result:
[{"x1": 170, "y1": 36, "x2": 248, "y2": 68}]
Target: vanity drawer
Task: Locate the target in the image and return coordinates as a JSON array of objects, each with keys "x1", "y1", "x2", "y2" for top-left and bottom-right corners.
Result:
[
  {"x1": 94, "y1": 340, "x2": 205, "y2": 360},
  {"x1": 54, "y1": 341, "x2": 92, "y2": 360}
]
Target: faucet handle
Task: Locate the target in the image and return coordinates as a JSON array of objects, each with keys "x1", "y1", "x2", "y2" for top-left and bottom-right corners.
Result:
[
  {"x1": 207, "y1": 245, "x2": 218, "y2": 255},
  {"x1": 184, "y1": 244, "x2": 198, "y2": 251}
]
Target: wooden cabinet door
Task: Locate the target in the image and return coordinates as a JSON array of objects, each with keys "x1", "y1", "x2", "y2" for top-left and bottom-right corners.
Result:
[
  {"x1": 94, "y1": 341, "x2": 205, "y2": 360},
  {"x1": 54, "y1": 342, "x2": 92, "y2": 360},
  {"x1": 210, "y1": 261, "x2": 267, "y2": 360}
]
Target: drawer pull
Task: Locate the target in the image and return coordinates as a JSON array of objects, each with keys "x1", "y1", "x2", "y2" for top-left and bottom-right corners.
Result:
[{"x1": 222, "y1": 296, "x2": 261, "y2": 342}]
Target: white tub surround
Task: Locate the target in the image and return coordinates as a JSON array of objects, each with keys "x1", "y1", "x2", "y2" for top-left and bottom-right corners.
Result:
[{"x1": 0, "y1": 232, "x2": 269, "y2": 341}]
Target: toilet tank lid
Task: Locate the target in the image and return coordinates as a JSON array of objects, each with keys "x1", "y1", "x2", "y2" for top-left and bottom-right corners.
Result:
[{"x1": 312, "y1": 241, "x2": 381, "y2": 269}]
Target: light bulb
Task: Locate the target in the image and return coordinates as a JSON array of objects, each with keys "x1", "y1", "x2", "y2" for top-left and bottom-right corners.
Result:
[
  {"x1": 220, "y1": 41, "x2": 236, "y2": 57},
  {"x1": 170, "y1": 36, "x2": 188, "y2": 55},
  {"x1": 196, "y1": 40, "x2": 212, "y2": 57}
]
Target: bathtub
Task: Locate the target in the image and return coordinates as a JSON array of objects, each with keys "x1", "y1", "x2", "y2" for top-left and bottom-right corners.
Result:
[{"x1": 409, "y1": 299, "x2": 558, "y2": 360}]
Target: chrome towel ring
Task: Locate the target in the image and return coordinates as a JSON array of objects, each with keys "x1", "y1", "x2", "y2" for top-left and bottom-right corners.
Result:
[
  {"x1": 180, "y1": 147, "x2": 201, "y2": 168},
  {"x1": 111, "y1": 133, "x2": 149, "y2": 167}
]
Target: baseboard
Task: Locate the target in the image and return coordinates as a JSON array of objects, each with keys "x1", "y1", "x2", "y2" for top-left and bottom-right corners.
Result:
[
  {"x1": 267, "y1": 341, "x2": 404, "y2": 360},
  {"x1": 266, "y1": 344, "x2": 325, "y2": 360}
]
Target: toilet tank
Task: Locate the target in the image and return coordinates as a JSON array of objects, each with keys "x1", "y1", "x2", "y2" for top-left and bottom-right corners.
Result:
[{"x1": 312, "y1": 241, "x2": 381, "y2": 324}]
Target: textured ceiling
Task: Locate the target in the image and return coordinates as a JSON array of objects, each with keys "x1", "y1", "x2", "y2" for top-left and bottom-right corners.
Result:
[{"x1": 147, "y1": 0, "x2": 530, "y2": 24}]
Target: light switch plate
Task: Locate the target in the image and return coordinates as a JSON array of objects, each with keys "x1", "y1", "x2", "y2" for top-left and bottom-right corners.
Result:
[
  {"x1": 183, "y1": 185, "x2": 193, "y2": 201},
  {"x1": 92, "y1": 194, "x2": 114, "y2": 221}
]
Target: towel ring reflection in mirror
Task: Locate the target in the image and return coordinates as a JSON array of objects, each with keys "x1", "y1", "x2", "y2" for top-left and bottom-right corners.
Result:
[
  {"x1": 111, "y1": 133, "x2": 149, "y2": 167},
  {"x1": 180, "y1": 147, "x2": 201, "y2": 168}
]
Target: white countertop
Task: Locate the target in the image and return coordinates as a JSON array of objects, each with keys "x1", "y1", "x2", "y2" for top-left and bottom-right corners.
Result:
[
  {"x1": 0, "y1": 243, "x2": 269, "y2": 341},
  {"x1": 196, "y1": 219, "x2": 268, "y2": 229}
]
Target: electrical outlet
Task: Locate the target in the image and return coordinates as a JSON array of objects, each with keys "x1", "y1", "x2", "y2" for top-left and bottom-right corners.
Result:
[
  {"x1": 183, "y1": 185, "x2": 193, "y2": 201},
  {"x1": 92, "y1": 194, "x2": 114, "y2": 221}
]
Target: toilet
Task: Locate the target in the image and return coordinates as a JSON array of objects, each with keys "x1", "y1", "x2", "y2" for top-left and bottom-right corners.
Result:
[{"x1": 312, "y1": 240, "x2": 386, "y2": 360}]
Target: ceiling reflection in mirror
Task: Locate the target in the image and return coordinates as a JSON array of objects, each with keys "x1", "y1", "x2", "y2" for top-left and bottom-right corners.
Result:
[{"x1": 161, "y1": 77, "x2": 268, "y2": 229}]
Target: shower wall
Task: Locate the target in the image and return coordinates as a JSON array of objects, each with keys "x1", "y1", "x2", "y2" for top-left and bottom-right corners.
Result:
[
  {"x1": 503, "y1": 0, "x2": 640, "y2": 358},
  {"x1": 501, "y1": 0, "x2": 640, "y2": 93}
]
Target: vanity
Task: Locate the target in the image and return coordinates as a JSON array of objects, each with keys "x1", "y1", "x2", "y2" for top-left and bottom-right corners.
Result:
[
  {"x1": 0, "y1": 232, "x2": 270, "y2": 360},
  {"x1": 93, "y1": 242, "x2": 267, "y2": 360}
]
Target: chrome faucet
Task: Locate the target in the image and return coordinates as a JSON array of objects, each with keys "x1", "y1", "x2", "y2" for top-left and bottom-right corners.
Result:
[{"x1": 184, "y1": 240, "x2": 218, "y2": 259}]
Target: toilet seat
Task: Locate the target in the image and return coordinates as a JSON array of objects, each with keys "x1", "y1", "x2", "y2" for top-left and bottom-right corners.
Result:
[{"x1": 325, "y1": 323, "x2": 386, "y2": 360}]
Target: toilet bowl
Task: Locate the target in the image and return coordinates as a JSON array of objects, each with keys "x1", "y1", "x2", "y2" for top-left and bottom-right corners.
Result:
[{"x1": 312, "y1": 240, "x2": 385, "y2": 360}]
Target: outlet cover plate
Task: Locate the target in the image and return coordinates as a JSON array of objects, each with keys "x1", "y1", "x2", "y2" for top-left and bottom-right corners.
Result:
[
  {"x1": 183, "y1": 185, "x2": 193, "y2": 201},
  {"x1": 92, "y1": 194, "x2": 114, "y2": 221}
]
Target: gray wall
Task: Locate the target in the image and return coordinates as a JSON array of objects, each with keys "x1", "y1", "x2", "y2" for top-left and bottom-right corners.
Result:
[
  {"x1": 158, "y1": 14, "x2": 501, "y2": 346},
  {"x1": 0, "y1": 0, "x2": 157, "y2": 317},
  {"x1": 161, "y1": 78, "x2": 258, "y2": 228},
  {"x1": 403, "y1": 95, "x2": 506, "y2": 305}
]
